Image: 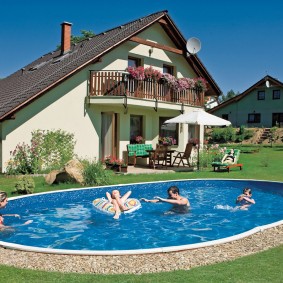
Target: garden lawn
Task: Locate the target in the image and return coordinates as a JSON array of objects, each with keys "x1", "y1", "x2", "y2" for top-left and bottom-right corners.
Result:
[{"x1": 0, "y1": 145, "x2": 282, "y2": 282}]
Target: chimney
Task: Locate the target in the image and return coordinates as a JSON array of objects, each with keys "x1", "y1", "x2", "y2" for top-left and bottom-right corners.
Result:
[{"x1": 61, "y1": 22, "x2": 72, "y2": 55}]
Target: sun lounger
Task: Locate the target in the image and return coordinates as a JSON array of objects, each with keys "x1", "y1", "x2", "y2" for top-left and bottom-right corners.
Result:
[{"x1": 211, "y1": 149, "x2": 242, "y2": 173}]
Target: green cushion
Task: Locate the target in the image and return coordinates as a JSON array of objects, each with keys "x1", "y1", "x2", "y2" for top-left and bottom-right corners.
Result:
[{"x1": 127, "y1": 144, "x2": 153, "y2": 157}]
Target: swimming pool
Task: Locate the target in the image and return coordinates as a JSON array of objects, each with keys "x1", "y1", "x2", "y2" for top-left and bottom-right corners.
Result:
[{"x1": 0, "y1": 179, "x2": 282, "y2": 255}]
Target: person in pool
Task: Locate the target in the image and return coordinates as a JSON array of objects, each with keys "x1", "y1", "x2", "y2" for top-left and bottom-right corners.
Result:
[
  {"x1": 0, "y1": 191, "x2": 32, "y2": 230},
  {"x1": 141, "y1": 186, "x2": 190, "y2": 214},
  {"x1": 236, "y1": 187, "x2": 255, "y2": 209},
  {"x1": 106, "y1": 190, "x2": 131, "y2": 219}
]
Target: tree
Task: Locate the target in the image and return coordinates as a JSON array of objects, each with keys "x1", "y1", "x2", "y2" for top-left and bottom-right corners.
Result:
[
  {"x1": 57, "y1": 30, "x2": 95, "y2": 49},
  {"x1": 218, "y1": 89, "x2": 240, "y2": 103},
  {"x1": 70, "y1": 30, "x2": 95, "y2": 44}
]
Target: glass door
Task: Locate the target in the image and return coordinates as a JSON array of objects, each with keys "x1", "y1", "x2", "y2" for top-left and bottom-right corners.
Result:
[{"x1": 101, "y1": 112, "x2": 118, "y2": 158}]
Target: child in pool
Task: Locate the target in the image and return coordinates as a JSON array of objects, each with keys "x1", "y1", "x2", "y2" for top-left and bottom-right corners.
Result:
[
  {"x1": 141, "y1": 186, "x2": 190, "y2": 214},
  {"x1": 106, "y1": 190, "x2": 131, "y2": 219},
  {"x1": 236, "y1": 187, "x2": 255, "y2": 209}
]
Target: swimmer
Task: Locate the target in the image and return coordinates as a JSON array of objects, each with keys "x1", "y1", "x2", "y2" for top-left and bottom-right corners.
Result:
[
  {"x1": 106, "y1": 190, "x2": 131, "y2": 219},
  {"x1": 141, "y1": 186, "x2": 190, "y2": 214},
  {"x1": 236, "y1": 187, "x2": 255, "y2": 210},
  {"x1": 0, "y1": 191, "x2": 32, "y2": 230}
]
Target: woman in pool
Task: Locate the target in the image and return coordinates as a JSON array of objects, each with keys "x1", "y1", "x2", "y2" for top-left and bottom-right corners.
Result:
[
  {"x1": 106, "y1": 190, "x2": 131, "y2": 219},
  {"x1": 0, "y1": 191, "x2": 32, "y2": 230},
  {"x1": 236, "y1": 187, "x2": 255, "y2": 209},
  {"x1": 1, "y1": 191, "x2": 19, "y2": 230},
  {"x1": 141, "y1": 186, "x2": 190, "y2": 214}
]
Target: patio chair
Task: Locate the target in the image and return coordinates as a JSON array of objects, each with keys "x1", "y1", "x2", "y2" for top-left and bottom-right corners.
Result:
[
  {"x1": 211, "y1": 149, "x2": 243, "y2": 172},
  {"x1": 172, "y1": 143, "x2": 193, "y2": 167},
  {"x1": 149, "y1": 145, "x2": 169, "y2": 169}
]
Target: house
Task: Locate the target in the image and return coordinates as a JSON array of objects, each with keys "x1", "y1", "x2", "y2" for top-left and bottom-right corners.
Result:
[
  {"x1": 0, "y1": 10, "x2": 221, "y2": 172},
  {"x1": 208, "y1": 75, "x2": 283, "y2": 128}
]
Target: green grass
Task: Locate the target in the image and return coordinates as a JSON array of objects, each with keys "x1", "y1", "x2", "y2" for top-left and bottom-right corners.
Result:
[{"x1": 1, "y1": 145, "x2": 283, "y2": 282}]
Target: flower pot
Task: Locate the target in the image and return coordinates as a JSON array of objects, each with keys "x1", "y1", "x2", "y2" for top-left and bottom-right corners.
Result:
[
  {"x1": 120, "y1": 166, "x2": 128, "y2": 173},
  {"x1": 105, "y1": 164, "x2": 113, "y2": 170}
]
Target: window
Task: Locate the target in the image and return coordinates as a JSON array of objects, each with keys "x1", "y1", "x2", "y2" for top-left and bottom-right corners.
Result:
[
  {"x1": 272, "y1": 113, "x2": 283, "y2": 127},
  {"x1": 130, "y1": 115, "x2": 143, "y2": 143},
  {"x1": 163, "y1": 64, "x2": 174, "y2": 75},
  {"x1": 159, "y1": 117, "x2": 178, "y2": 145},
  {"x1": 273, "y1": 90, "x2": 280, "y2": 99},
  {"x1": 257, "y1": 91, "x2": 265, "y2": 100},
  {"x1": 222, "y1": 114, "x2": 229, "y2": 120},
  {"x1": 128, "y1": 57, "x2": 141, "y2": 68},
  {"x1": 248, "y1": 113, "x2": 261, "y2": 123}
]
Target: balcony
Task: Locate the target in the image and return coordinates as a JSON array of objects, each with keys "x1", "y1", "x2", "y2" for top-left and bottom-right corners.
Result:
[{"x1": 89, "y1": 71, "x2": 205, "y2": 107}]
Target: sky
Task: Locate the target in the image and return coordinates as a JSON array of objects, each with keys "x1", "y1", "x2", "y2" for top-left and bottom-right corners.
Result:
[{"x1": 1, "y1": 0, "x2": 283, "y2": 96}]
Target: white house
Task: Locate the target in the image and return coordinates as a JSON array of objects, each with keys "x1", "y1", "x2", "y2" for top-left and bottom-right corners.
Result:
[{"x1": 0, "y1": 10, "x2": 221, "y2": 172}]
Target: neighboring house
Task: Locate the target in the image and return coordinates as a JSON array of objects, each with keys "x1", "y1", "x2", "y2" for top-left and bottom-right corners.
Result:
[
  {"x1": 0, "y1": 10, "x2": 221, "y2": 172},
  {"x1": 209, "y1": 75, "x2": 283, "y2": 128}
]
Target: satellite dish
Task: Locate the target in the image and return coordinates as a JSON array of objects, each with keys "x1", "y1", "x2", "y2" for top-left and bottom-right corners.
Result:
[
  {"x1": 186, "y1": 37, "x2": 201, "y2": 55},
  {"x1": 266, "y1": 80, "x2": 270, "y2": 88}
]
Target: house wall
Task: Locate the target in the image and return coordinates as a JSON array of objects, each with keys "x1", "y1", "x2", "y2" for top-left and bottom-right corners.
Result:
[
  {"x1": 212, "y1": 86, "x2": 283, "y2": 127},
  {"x1": 0, "y1": 22, "x2": 202, "y2": 172}
]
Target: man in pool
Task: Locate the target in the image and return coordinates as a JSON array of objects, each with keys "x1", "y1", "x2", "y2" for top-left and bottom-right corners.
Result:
[
  {"x1": 236, "y1": 187, "x2": 255, "y2": 209},
  {"x1": 106, "y1": 190, "x2": 131, "y2": 219},
  {"x1": 141, "y1": 186, "x2": 190, "y2": 214}
]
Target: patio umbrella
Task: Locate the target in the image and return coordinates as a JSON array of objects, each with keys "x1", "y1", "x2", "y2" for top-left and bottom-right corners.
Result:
[
  {"x1": 164, "y1": 110, "x2": 231, "y2": 170},
  {"x1": 164, "y1": 110, "x2": 231, "y2": 126}
]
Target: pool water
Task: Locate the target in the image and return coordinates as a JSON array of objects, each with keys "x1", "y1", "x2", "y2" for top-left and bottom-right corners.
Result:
[{"x1": 1, "y1": 180, "x2": 282, "y2": 252}]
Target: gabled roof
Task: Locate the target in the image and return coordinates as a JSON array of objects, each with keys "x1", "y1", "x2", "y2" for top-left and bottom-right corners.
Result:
[
  {"x1": 0, "y1": 10, "x2": 221, "y2": 122},
  {"x1": 209, "y1": 75, "x2": 283, "y2": 113}
]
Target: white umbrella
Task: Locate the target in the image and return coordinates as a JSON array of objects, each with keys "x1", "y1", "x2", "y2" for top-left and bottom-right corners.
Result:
[
  {"x1": 164, "y1": 110, "x2": 231, "y2": 126},
  {"x1": 164, "y1": 110, "x2": 231, "y2": 170}
]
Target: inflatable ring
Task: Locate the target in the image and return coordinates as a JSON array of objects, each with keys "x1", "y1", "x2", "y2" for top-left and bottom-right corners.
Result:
[{"x1": 92, "y1": 198, "x2": 141, "y2": 215}]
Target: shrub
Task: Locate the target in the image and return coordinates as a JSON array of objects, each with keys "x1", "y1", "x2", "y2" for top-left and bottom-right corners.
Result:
[
  {"x1": 6, "y1": 129, "x2": 76, "y2": 175},
  {"x1": 82, "y1": 160, "x2": 112, "y2": 186},
  {"x1": 13, "y1": 176, "x2": 35, "y2": 194},
  {"x1": 211, "y1": 126, "x2": 236, "y2": 143},
  {"x1": 236, "y1": 125, "x2": 254, "y2": 142},
  {"x1": 191, "y1": 144, "x2": 226, "y2": 168},
  {"x1": 6, "y1": 142, "x2": 40, "y2": 175}
]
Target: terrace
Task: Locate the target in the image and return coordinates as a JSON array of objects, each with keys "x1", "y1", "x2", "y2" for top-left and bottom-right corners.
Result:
[{"x1": 89, "y1": 71, "x2": 205, "y2": 107}]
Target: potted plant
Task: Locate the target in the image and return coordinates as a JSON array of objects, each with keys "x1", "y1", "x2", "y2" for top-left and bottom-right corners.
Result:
[
  {"x1": 103, "y1": 155, "x2": 113, "y2": 169},
  {"x1": 194, "y1": 77, "x2": 208, "y2": 92},
  {"x1": 144, "y1": 66, "x2": 162, "y2": 81},
  {"x1": 120, "y1": 161, "x2": 128, "y2": 173},
  {"x1": 158, "y1": 136, "x2": 176, "y2": 146},
  {"x1": 188, "y1": 138, "x2": 199, "y2": 146},
  {"x1": 135, "y1": 135, "x2": 145, "y2": 144},
  {"x1": 126, "y1": 66, "x2": 145, "y2": 80}
]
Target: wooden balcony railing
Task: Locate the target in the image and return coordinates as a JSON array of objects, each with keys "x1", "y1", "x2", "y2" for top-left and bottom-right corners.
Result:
[{"x1": 89, "y1": 71, "x2": 205, "y2": 106}]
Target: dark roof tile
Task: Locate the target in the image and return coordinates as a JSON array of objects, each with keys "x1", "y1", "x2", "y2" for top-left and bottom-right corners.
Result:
[{"x1": 0, "y1": 11, "x2": 167, "y2": 119}]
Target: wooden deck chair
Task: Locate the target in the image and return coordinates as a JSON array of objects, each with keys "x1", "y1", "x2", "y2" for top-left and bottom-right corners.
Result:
[
  {"x1": 149, "y1": 145, "x2": 168, "y2": 169},
  {"x1": 172, "y1": 143, "x2": 193, "y2": 167}
]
